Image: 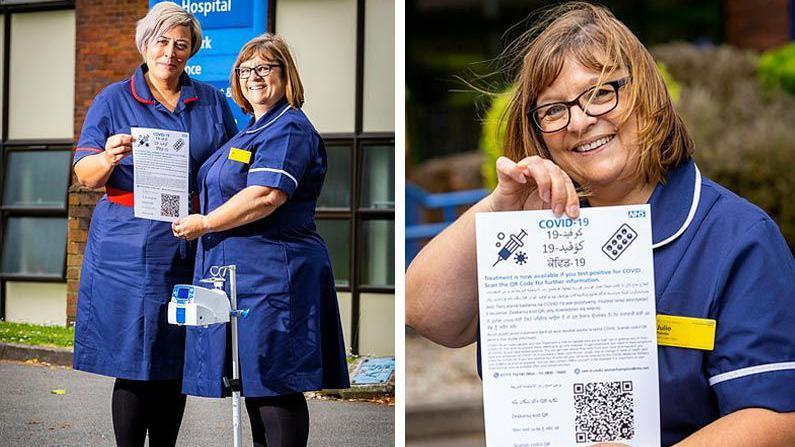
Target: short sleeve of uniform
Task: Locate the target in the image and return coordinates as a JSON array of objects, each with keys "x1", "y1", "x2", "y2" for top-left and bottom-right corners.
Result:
[
  {"x1": 74, "y1": 93, "x2": 112, "y2": 166},
  {"x1": 706, "y1": 217, "x2": 795, "y2": 416},
  {"x1": 246, "y1": 120, "x2": 313, "y2": 197}
]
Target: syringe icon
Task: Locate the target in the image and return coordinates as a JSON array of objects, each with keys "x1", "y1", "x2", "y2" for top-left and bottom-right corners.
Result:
[{"x1": 493, "y1": 229, "x2": 528, "y2": 266}]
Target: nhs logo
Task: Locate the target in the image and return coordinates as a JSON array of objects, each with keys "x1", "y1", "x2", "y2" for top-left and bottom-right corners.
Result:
[{"x1": 628, "y1": 209, "x2": 646, "y2": 218}]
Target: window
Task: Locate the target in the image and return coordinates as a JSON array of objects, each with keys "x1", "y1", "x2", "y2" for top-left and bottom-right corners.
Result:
[
  {"x1": 1, "y1": 216, "x2": 67, "y2": 277},
  {"x1": 315, "y1": 219, "x2": 350, "y2": 286},
  {"x1": 361, "y1": 219, "x2": 394, "y2": 287},
  {"x1": 361, "y1": 144, "x2": 395, "y2": 209},
  {"x1": 0, "y1": 148, "x2": 71, "y2": 279},
  {"x1": 317, "y1": 143, "x2": 352, "y2": 209},
  {"x1": 3, "y1": 150, "x2": 71, "y2": 209},
  {"x1": 315, "y1": 135, "x2": 394, "y2": 355}
]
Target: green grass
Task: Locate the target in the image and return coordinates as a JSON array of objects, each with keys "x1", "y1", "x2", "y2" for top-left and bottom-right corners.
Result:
[{"x1": 0, "y1": 321, "x2": 74, "y2": 348}]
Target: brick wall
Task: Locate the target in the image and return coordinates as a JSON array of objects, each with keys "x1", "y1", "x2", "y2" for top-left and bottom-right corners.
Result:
[
  {"x1": 724, "y1": 0, "x2": 791, "y2": 51},
  {"x1": 67, "y1": 0, "x2": 147, "y2": 324}
]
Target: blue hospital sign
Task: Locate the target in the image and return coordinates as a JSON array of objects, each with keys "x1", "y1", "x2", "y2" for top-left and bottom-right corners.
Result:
[
  {"x1": 180, "y1": 0, "x2": 252, "y2": 28},
  {"x1": 149, "y1": 0, "x2": 269, "y2": 129}
]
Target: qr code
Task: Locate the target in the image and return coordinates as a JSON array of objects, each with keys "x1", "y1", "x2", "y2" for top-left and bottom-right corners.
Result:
[
  {"x1": 574, "y1": 381, "x2": 634, "y2": 443},
  {"x1": 161, "y1": 193, "x2": 180, "y2": 217}
]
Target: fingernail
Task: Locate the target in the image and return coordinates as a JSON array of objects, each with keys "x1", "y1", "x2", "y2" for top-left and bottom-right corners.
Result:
[
  {"x1": 542, "y1": 190, "x2": 550, "y2": 202},
  {"x1": 567, "y1": 205, "x2": 578, "y2": 217},
  {"x1": 554, "y1": 205, "x2": 563, "y2": 216}
]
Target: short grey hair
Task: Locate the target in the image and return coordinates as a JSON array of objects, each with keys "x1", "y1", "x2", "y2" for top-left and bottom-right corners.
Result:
[{"x1": 135, "y1": 2, "x2": 202, "y2": 59}]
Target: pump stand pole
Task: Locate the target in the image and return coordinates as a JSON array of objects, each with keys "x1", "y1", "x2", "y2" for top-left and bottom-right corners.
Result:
[{"x1": 229, "y1": 265, "x2": 241, "y2": 447}]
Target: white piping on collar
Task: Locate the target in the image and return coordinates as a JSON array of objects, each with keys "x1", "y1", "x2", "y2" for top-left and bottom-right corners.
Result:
[
  {"x1": 652, "y1": 164, "x2": 702, "y2": 250},
  {"x1": 245, "y1": 105, "x2": 292, "y2": 134}
]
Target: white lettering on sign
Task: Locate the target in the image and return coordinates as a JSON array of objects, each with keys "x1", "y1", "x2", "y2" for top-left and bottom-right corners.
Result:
[
  {"x1": 218, "y1": 86, "x2": 232, "y2": 98},
  {"x1": 181, "y1": 0, "x2": 232, "y2": 17},
  {"x1": 185, "y1": 65, "x2": 202, "y2": 75},
  {"x1": 201, "y1": 35, "x2": 212, "y2": 49}
]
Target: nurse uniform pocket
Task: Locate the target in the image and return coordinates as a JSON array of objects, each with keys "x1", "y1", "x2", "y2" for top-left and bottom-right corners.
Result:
[
  {"x1": 95, "y1": 217, "x2": 148, "y2": 272},
  {"x1": 223, "y1": 236, "x2": 290, "y2": 297}
]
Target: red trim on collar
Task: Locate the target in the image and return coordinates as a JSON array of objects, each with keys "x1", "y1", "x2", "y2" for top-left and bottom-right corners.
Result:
[
  {"x1": 75, "y1": 147, "x2": 103, "y2": 153},
  {"x1": 183, "y1": 97, "x2": 199, "y2": 104},
  {"x1": 130, "y1": 72, "x2": 155, "y2": 105}
]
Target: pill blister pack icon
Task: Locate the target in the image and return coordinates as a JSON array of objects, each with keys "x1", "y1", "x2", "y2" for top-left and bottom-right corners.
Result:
[
  {"x1": 602, "y1": 223, "x2": 637, "y2": 260},
  {"x1": 173, "y1": 138, "x2": 185, "y2": 152}
]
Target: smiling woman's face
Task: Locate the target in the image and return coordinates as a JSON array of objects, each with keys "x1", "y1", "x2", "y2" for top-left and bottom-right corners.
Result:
[
  {"x1": 537, "y1": 58, "x2": 640, "y2": 192},
  {"x1": 144, "y1": 25, "x2": 191, "y2": 84},
  {"x1": 238, "y1": 53, "x2": 286, "y2": 118}
]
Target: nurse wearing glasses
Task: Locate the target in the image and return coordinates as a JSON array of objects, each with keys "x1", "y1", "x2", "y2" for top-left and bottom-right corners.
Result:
[
  {"x1": 406, "y1": 3, "x2": 795, "y2": 446},
  {"x1": 172, "y1": 34, "x2": 349, "y2": 447}
]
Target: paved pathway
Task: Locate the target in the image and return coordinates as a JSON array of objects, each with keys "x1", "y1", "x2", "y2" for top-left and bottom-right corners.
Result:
[{"x1": 0, "y1": 360, "x2": 393, "y2": 446}]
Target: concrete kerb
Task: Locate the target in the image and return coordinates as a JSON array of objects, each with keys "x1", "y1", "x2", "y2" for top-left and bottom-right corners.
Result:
[
  {"x1": 0, "y1": 343, "x2": 395, "y2": 400},
  {"x1": 0, "y1": 342, "x2": 73, "y2": 366}
]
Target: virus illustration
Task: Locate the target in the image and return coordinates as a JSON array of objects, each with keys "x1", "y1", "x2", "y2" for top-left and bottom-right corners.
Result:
[{"x1": 514, "y1": 251, "x2": 527, "y2": 265}]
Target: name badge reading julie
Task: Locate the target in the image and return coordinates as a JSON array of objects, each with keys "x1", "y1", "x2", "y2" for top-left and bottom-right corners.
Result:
[{"x1": 657, "y1": 314, "x2": 716, "y2": 351}]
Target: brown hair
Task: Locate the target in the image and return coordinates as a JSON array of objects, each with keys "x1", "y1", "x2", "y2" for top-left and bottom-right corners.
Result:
[
  {"x1": 230, "y1": 33, "x2": 305, "y2": 113},
  {"x1": 503, "y1": 2, "x2": 693, "y2": 185}
]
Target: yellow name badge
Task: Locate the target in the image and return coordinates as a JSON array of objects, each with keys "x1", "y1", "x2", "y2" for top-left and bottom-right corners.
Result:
[
  {"x1": 656, "y1": 314, "x2": 717, "y2": 351},
  {"x1": 228, "y1": 147, "x2": 252, "y2": 164}
]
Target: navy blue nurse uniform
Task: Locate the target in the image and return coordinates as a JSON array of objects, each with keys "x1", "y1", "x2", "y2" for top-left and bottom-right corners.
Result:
[
  {"x1": 476, "y1": 158, "x2": 795, "y2": 445},
  {"x1": 648, "y1": 158, "x2": 795, "y2": 445},
  {"x1": 182, "y1": 97, "x2": 350, "y2": 398},
  {"x1": 72, "y1": 64, "x2": 238, "y2": 381}
]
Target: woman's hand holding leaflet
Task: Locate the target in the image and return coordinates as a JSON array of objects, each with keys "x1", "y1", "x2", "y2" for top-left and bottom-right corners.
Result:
[
  {"x1": 491, "y1": 155, "x2": 580, "y2": 219},
  {"x1": 103, "y1": 134, "x2": 134, "y2": 167}
]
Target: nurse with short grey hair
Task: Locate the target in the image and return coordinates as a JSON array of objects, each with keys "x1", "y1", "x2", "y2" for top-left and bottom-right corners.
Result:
[{"x1": 72, "y1": 2, "x2": 237, "y2": 446}]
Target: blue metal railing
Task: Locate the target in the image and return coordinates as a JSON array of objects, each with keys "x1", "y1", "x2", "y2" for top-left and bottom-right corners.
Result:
[{"x1": 405, "y1": 182, "x2": 488, "y2": 265}]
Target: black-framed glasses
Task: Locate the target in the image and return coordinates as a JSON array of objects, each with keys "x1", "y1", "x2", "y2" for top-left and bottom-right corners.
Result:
[
  {"x1": 235, "y1": 64, "x2": 282, "y2": 79},
  {"x1": 528, "y1": 78, "x2": 629, "y2": 133}
]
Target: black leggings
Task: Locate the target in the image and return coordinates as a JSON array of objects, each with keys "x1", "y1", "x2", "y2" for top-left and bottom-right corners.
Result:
[
  {"x1": 245, "y1": 392, "x2": 309, "y2": 447},
  {"x1": 111, "y1": 378, "x2": 187, "y2": 447}
]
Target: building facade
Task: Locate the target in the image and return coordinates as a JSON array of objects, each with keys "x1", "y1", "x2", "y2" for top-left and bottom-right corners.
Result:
[{"x1": 1, "y1": 0, "x2": 395, "y2": 357}]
